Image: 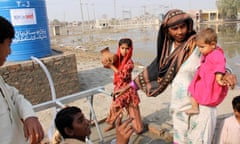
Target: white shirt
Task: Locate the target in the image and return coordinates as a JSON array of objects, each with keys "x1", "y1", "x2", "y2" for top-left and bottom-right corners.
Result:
[
  {"x1": 219, "y1": 115, "x2": 240, "y2": 144},
  {"x1": 0, "y1": 76, "x2": 35, "y2": 144}
]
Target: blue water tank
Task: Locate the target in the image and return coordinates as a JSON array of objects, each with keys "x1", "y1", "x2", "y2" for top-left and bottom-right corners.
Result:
[{"x1": 0, "y1": 0, "x2": 52, "y2": 61}]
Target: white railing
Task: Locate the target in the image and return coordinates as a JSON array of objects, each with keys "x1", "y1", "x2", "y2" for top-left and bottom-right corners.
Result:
[{"x1": 31, "y1": 56, "x2": 109, "y2": 144}]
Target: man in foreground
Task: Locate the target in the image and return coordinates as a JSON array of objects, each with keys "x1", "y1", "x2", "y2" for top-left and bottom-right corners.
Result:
[
  {"x1": 55, "y1": 106, "x2": 133, "y2": 144},
  {"x1": 0, "y1": 16, "x2": 44, "y2": 144}
]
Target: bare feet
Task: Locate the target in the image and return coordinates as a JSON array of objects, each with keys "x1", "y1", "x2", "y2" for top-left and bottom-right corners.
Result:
[
  {"x1": 104, "y1": 124, "x2": 115, "y2": 132},
  {"x1": 185, "y1": 108, "x2": 199, "y2": 115}
]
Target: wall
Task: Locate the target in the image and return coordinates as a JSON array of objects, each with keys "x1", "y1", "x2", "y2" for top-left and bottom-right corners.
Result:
[{"x1": 0, "y1": 52, "x2": 80, "y2": 105}]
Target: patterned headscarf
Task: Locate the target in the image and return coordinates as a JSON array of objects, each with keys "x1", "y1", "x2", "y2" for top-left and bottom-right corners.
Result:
[
  {"x1": 135, "y1": 9, "x2": 197, "y2": 97},
  {"x1": 157, "y1": 9, "x2": 195, "y2": 66}
]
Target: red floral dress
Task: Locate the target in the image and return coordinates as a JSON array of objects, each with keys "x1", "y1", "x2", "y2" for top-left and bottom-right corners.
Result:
[
  {"x1": 114, "y1": 59, "x2": 140, "y2": 108},
  {"x1": 106, "y1": 59, "x2": 140, "y2": 125}
]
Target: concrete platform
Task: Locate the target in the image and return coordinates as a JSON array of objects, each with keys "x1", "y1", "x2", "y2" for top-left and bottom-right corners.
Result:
[{"x1": 89, "y1": 120, "x2": 172, "y2": 144}]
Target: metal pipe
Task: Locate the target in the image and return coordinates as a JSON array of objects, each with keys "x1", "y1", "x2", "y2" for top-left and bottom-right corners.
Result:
[
  {"x1": 87, "y1": 96, "x2": 104, "y2": 144},
  {"x1": 33, "y1": 86, "x2": 105, "y2": 112},
  {"x1": 31, "y1": 56, "x2": 57, "y2": 140},
  {"x1": 31, "y1": 56, "x2": 106, "y2": 142},
  {"x1": 31, "y1": 56, "x2": 57, "y2": 101}
]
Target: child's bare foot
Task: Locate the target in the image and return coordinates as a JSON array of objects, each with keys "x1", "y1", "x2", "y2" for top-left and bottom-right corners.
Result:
[
  {"x1": 185, "y1": 108, "x2": 199, "y2": 115},
  {"x1": 104, "y1": 125, "x2": 115, "y2": 132}
]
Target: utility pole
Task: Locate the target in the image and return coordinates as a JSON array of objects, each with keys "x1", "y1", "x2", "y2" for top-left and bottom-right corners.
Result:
[
  {"x1": 91, "y1": 3, "x2": 96, "y2": 21},
  {"x1": 113, "y1": 0, "x2": 117, "y2": 27},
  {"x1": 142, "y1": 6, "x2": 146, "y2": 15},
  {"x1": 79, "y1": 0, "x2": 84, "y2": 31},
  {"x1": 86, "y1": 3, "x2": 90, "y2": 23},
  {"x1": 85, "y1": 3, "x2": 90, "y2": 31}
]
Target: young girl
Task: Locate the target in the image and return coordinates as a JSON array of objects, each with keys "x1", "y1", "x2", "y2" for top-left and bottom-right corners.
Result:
[
  {"x1": 102, "y1": 38, "x2": 144, "y2": 134},
  {"x1": 186, "y1": 28, "x2": 228, "y2": 115}
]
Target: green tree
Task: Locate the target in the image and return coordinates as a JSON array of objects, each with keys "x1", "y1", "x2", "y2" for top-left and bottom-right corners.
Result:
[{"x1": 216, "y1": 0, "x2": 240, "y2": 19}]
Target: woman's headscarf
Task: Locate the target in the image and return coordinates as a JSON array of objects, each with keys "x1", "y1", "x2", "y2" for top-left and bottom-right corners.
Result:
[
  {"x1": 157, "y1": 9, "x2": 195, "y2": 64},
  {"x1": 114, "y1": 38, "x2": 133, "y2": 84},
  {"x1": 135, "y1": 9, "x2": 197, "y2": 97}
]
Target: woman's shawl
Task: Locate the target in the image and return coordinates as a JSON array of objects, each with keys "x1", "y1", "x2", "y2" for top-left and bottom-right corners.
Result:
[{"x1": 135, "y1": 9, "x2": 197, "y2": 97}]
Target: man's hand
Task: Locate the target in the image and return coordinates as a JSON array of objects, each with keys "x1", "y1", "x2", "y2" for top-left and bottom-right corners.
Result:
[
  {"x1": 115, "y1": 114, "x2": 134, "y2": 144},
  {"x1": 23, "y1": 117, "x2": 44, "y2": 144},
  {"x1": 223, "y1": 72, "x2": 237, "y2": 89}
]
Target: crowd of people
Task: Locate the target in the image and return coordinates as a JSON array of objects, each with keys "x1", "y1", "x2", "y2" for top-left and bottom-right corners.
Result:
[
  {"x1": 102, "y1": 9, "x2": 238, "y2": 144},
  {"x1": 0, "y1": 15, "x2": 133, "y2": 144},
  {"x1": 0, "y1": 7, "x2": 239, "y2": 144}
]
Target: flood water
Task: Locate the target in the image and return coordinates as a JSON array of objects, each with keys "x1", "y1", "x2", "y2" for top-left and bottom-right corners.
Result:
[{"x1": 53, "y1": 22, "x2": 240, "y2": 85}]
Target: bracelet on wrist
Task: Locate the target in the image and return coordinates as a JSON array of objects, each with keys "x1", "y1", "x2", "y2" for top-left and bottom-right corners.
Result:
[{"x1": 130, "y1": 80, "x2": 138, "y2": 90}]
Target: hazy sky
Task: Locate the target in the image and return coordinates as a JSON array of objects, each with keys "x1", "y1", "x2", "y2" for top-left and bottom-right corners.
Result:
[{"x1": 45, "y1": 0, "x2": 217, "y2": 22}]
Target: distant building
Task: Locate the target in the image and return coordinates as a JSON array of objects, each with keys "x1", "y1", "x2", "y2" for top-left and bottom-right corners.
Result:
[
  {"x1": 188, "y1": 9, "x2": 222, "y2": 23},
  {"x1": 187, "y1": 10, "x2": 223, "y2": 33},
  {"x1": 95, "y1": 19, "x2": 110, "y2": 29},
  {"x1": 94, "y1": 13, "x2": 160, "y2": 29},
  {"x1": 52, "y1": 25, "x2": 61, "y2": 36}
]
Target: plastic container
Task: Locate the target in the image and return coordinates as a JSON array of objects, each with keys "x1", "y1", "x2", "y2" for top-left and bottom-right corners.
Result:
[{"x1": 0, "y1": 0, "x2": 52, "y2": 61}]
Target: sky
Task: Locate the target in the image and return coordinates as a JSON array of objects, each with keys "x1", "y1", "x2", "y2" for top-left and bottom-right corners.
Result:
[{"x1": 45, "y1": 0, "x2": 217, "y2": 22}]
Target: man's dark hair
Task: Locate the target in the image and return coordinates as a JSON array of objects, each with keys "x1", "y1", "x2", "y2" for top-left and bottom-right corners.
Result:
[
  {"x1": 0, "y1": 16, "x2": 15, "y2": 43},
  {"x1": 55, "y1": 106, "x2": 82, "y2": 138},
  {"x1": 232, "y1": 95, "x2": 240, "y2": 112}
]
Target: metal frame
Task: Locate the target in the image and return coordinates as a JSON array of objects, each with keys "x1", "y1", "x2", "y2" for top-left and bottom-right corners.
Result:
[{"x1": 31, "y1": 56, "x2": 109, "y2": 144}]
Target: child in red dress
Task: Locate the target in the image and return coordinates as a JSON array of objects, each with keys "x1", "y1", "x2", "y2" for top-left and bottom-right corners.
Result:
[{"x1": 102, "y1": 38, "x2": 144, "y2": 134}]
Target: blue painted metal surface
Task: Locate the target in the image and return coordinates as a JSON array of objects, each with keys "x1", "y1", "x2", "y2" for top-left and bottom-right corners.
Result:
[{"x1": 0, "y1": 0, "x2": 52, "y2": 61}]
